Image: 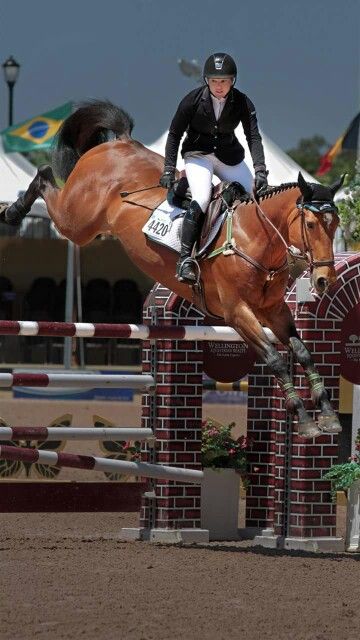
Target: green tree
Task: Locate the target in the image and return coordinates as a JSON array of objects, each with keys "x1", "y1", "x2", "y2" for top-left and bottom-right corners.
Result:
[
  {"x1": 337, "y1": 160, "x2": 360, "y2": 250},
  {"x1": 286, "y1": 135, "x2": 356, "y2": 184},
  {"x1": 287, "y1": 135, "x2": 328, "y2": 175}
]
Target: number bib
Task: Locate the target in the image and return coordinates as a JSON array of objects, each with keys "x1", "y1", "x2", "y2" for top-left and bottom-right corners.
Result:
[
  {"x1": 143, "y1": 210, "x2": 172, "y2": 239},
  {"x1": 142, "y1": 199, "x2": 185, "y2": 253}
]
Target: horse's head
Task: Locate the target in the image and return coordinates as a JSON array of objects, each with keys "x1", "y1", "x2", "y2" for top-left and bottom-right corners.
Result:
[{"x1": 288, "y1": 172, "x2": 345, "y2": 294}]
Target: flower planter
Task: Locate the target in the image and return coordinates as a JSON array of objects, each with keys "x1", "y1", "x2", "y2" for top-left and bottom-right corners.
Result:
[
  {"x1": 345, "y1": 479, "x2": 360, "y2": 551},
  {"x1": 201, "y1": 467, "x2": 240, "y2": 541}
]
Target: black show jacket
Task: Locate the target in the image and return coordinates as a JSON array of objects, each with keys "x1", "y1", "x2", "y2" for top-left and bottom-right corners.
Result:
[{"x1": 164, "y1": 86, "x2": 266, "y2": 170}]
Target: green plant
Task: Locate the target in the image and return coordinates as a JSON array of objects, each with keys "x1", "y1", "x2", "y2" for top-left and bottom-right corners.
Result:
[
  {"x1": 337, "y1": 161, "x2": 360, "y2": 248},
  {"x1": 201, "y1": 418, "x2": 253, "y2": 482},
  {"x1": 323, "y1": 428, "x2": 360, "y2": 500}
]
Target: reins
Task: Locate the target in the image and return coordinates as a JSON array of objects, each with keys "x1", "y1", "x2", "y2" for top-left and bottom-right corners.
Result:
[
  {"x1": 206, "y1": 202, "x2": 288, "y2": 281},
  {"x1": 120, "y1": 182, "x2": 336, "y2": 277},
  {"x1": 207, "y1": 193, "x2": 296, "y2": 281},
  {"x1": 215, "y1": 193, "x2": 337, "y2": 277}
]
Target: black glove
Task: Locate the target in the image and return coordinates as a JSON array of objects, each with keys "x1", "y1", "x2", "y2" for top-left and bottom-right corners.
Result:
[
  {"x1": 254, "y1": 169, "x2": 268, "y2": 195},
  {"x1": 159, "y1": 168, "x2": 176, "y2": 189}
]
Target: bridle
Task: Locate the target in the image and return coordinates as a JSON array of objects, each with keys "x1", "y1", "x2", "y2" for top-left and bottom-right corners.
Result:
[
  {"x1": 250, "y1": 194, "x2": 338, "y2": 275},
  {"x1": 293, "y1": 198, "x2": 339, "y2": 271}
]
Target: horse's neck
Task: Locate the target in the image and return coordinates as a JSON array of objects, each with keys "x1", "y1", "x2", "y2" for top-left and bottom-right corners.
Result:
[
  {"x1": 237, "y1": 187, "x2": 299, "y2": 260},
  {"x1": 259, "y1": 187, "x2": 299, "y2": 239}
]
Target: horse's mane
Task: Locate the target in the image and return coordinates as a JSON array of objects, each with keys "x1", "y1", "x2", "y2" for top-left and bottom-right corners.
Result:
[
  {"x1": 258, "y1": 182, "x2": 298, "y2": 200},
  {"x1": 238, "y1": 182, "x2": 299, "y2": 206}
]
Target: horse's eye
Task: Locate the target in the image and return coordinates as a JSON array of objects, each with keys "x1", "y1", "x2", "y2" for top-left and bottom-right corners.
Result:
[{"x1": 306, "y1": 220, "x2": 316, "y2": 229}]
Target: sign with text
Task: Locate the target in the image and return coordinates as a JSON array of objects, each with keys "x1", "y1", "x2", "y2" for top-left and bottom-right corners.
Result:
[
  {"x1": 340, "y1": 303, "x2": 360, "y2": 385},
  {"x1": 203, "y1": 318, "x2": 257, "y2": 382}
]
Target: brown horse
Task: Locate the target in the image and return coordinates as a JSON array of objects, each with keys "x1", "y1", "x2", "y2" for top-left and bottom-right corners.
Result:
[{"x1": 1, "y1": 100, "x2": 345, "y2": 439}]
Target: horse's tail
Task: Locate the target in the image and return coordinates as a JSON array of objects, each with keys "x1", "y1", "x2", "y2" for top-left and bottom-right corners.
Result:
[{"x1": 52, "y1": 99, "x2": 134, "y2": 181}]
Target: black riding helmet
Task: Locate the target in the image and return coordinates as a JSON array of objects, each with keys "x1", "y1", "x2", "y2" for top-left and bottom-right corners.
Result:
[{"x1": 203, "y1": 53, "x2": 237, "y2": 83}]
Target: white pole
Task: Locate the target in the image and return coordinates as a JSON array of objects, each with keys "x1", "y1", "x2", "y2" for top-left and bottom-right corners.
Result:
[{"x1": 64, "y1": 240, "x2": 75, "y2": 368}]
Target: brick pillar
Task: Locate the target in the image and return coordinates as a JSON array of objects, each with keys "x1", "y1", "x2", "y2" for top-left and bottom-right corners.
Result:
[
  {"x1": 121, "y1": 284, "x2": 209, "y2": 543},
  {"x1": 246, "y1": 323, "x2": 340, "y2": 550},
  {"x1": 246, "y1": 254, "x2": 358, "y2": 552},
  {"x1": 245, "y1": 341, "x2": 291, "y2": 539},
  {"x1": 245, "y1": 364, "x2": 278, "y2": 533},
  {"x1": 286, "y1": 316, "x2": 339, "y2": 542}
]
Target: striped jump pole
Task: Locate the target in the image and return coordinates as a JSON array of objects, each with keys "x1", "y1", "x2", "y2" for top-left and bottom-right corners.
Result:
[
  {"x1": 0, "y1": 427, "x2": 154, "y2": 441},
  {"x1": 0, "y1": 320, "x2": 276, "y2": 342},
  {"x1": 0, "y1": 373, "x2": 154, "y2": 390},
  {"x1": 0, "y1": 445, "x2": 204, "y2": 484}
]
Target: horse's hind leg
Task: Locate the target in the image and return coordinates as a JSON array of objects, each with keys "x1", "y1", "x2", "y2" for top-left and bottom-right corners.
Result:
[
  {"x1": 1, "y1": 165, "x2": 58, "y2": 226},
  {"x1": 263, "y1": 303, "x2": 341, "y2": 435}
]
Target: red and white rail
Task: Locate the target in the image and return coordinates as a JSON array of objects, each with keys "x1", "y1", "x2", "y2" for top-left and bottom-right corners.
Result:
[
  {"x1": 0, "y1": 427, "x2": 154, "y2": 441},
  {"x1": 0, "y1": 320, "x2": 275, "y2": 341},
  {"x1": 0, "y1": 445, "x2": 203, "y2": 483},
  {"x1": 0, "y1": 373, "x2": 154, "y2": 389}
]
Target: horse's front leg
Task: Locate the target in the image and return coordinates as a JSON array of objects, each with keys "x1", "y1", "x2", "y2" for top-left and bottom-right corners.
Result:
[
  {"x1": 0, "y1": 165, "x2": 57, "y2": 226},
  {"x1": 223, "y1": 302, "x2": 321, "y2": 439},
  {"x1": 288, "y1": 335, "x2": 341, "y2": 434},
  {"x1": 263, "y1": 303, "x2": 341, "y2": 435}
]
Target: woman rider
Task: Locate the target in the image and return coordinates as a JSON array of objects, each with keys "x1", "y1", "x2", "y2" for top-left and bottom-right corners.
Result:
[{"x1": 159, "y1": 52, "x2": 268, "y2": 284}]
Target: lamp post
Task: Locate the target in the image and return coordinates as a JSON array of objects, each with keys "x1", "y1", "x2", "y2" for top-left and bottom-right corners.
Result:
[{"x1": 2, "y1": 56, "x2": 20, "y2": 126}]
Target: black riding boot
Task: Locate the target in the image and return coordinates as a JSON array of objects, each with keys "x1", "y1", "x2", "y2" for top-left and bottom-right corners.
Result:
[{"x1": 176, "y1": 200, "x2": 204, "y2": 284}]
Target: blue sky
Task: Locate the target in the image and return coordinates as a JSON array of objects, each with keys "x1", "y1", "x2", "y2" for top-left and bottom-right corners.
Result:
[{"x1": 0, "y1": 0, "x2": 359, "y2": 151}]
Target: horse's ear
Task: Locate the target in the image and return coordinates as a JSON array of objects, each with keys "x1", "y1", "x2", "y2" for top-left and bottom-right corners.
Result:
[
  {"x1": 297, "y1": 172, "x2": 312, "y2": 201},
  {"x1": 330, "y1": 173, "x2": 346, "y2": 196}
]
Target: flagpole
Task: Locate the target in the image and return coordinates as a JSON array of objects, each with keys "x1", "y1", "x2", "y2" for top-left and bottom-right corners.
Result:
[{"x1": 8, "y1": 84, "x2": 14, "y2": 126}]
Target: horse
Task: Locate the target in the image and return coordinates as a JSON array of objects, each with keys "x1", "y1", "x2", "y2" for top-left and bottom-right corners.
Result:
[{"x1": 1, "y1": 100, "x2": 345, "y2": 439}]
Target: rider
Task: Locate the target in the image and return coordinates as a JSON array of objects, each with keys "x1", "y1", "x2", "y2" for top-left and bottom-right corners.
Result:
[{"x1": 159, "y1": 52, "x2": 268, "y2": 284}]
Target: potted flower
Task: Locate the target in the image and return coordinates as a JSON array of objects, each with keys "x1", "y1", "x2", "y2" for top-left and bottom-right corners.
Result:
[
  {"x1": 200, "y1": 418, "x2": 253, "y2": 540},
  {"x1": 323, "y1": 428, "x2": 360, "y2": 551}
]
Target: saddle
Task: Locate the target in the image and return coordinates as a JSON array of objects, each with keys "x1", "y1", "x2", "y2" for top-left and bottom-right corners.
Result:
[{"x1": 167, "y1": 177, "x2": 251, "y2": 255}]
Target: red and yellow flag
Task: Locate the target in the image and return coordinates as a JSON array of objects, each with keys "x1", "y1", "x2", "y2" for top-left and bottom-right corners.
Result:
[{"x1": 316, "y1": 112, "x2": 360, "y2": 176}]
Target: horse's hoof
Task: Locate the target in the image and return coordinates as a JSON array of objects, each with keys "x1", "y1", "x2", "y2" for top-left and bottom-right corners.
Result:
[
  {"x1": 0, "y1": 202, "x2": 10, "y2": 221},
  {"x1": 3, "y1": 203, "x2": 24, "y2": 226},
  {"x1": 298, "y1": 421, "x2": 322, "y2": 439},
  {"x1": 318, "y1": 414, "x2": 342, "y2": 434}
]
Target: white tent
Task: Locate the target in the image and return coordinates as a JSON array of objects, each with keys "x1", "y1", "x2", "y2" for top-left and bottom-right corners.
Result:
[
  {"x1": 0, "y1": 137, "x2": 47, "y2": 217},
  {"x1": 147, "y1": 127, "x2": 316, "y2": 184}
]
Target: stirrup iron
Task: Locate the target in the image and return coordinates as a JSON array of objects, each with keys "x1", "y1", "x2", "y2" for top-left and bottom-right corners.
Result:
[{"x1": 176, "y1": 257, "x2": 200, "y2": 284}]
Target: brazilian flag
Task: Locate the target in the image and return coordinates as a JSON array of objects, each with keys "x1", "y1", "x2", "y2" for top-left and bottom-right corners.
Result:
[{"x1": 0, "y1": 102, "x2": 73, "y2": 152}]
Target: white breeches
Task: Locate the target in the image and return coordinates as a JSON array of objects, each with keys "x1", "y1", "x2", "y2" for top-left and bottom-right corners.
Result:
[{"x1": 184, "y1": 153, "x2": 254, "y2": 212}]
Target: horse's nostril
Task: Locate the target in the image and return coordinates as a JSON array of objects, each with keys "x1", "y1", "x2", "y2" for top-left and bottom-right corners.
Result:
[{"x1": 317, "y1": 277, "x2": 328, "y2": 291}]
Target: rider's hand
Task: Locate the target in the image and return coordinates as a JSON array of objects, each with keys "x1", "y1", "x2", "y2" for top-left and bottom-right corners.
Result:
[
  {"x1": 159, "y1": 168, "x2": 176, "y2": 189},
  {"x1": 254, "y1": 169, "x2": 268, "y2": 195}
]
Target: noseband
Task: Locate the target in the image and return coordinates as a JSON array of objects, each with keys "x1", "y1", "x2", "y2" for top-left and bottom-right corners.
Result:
[{"x1": 295, "y1": 199, "x2": 339, "y2": 271}]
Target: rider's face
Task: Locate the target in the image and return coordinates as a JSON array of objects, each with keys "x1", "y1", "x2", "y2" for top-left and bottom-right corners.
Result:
[{"x1": 207, "y1": 77, "x2": 234, "y2": 98}]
